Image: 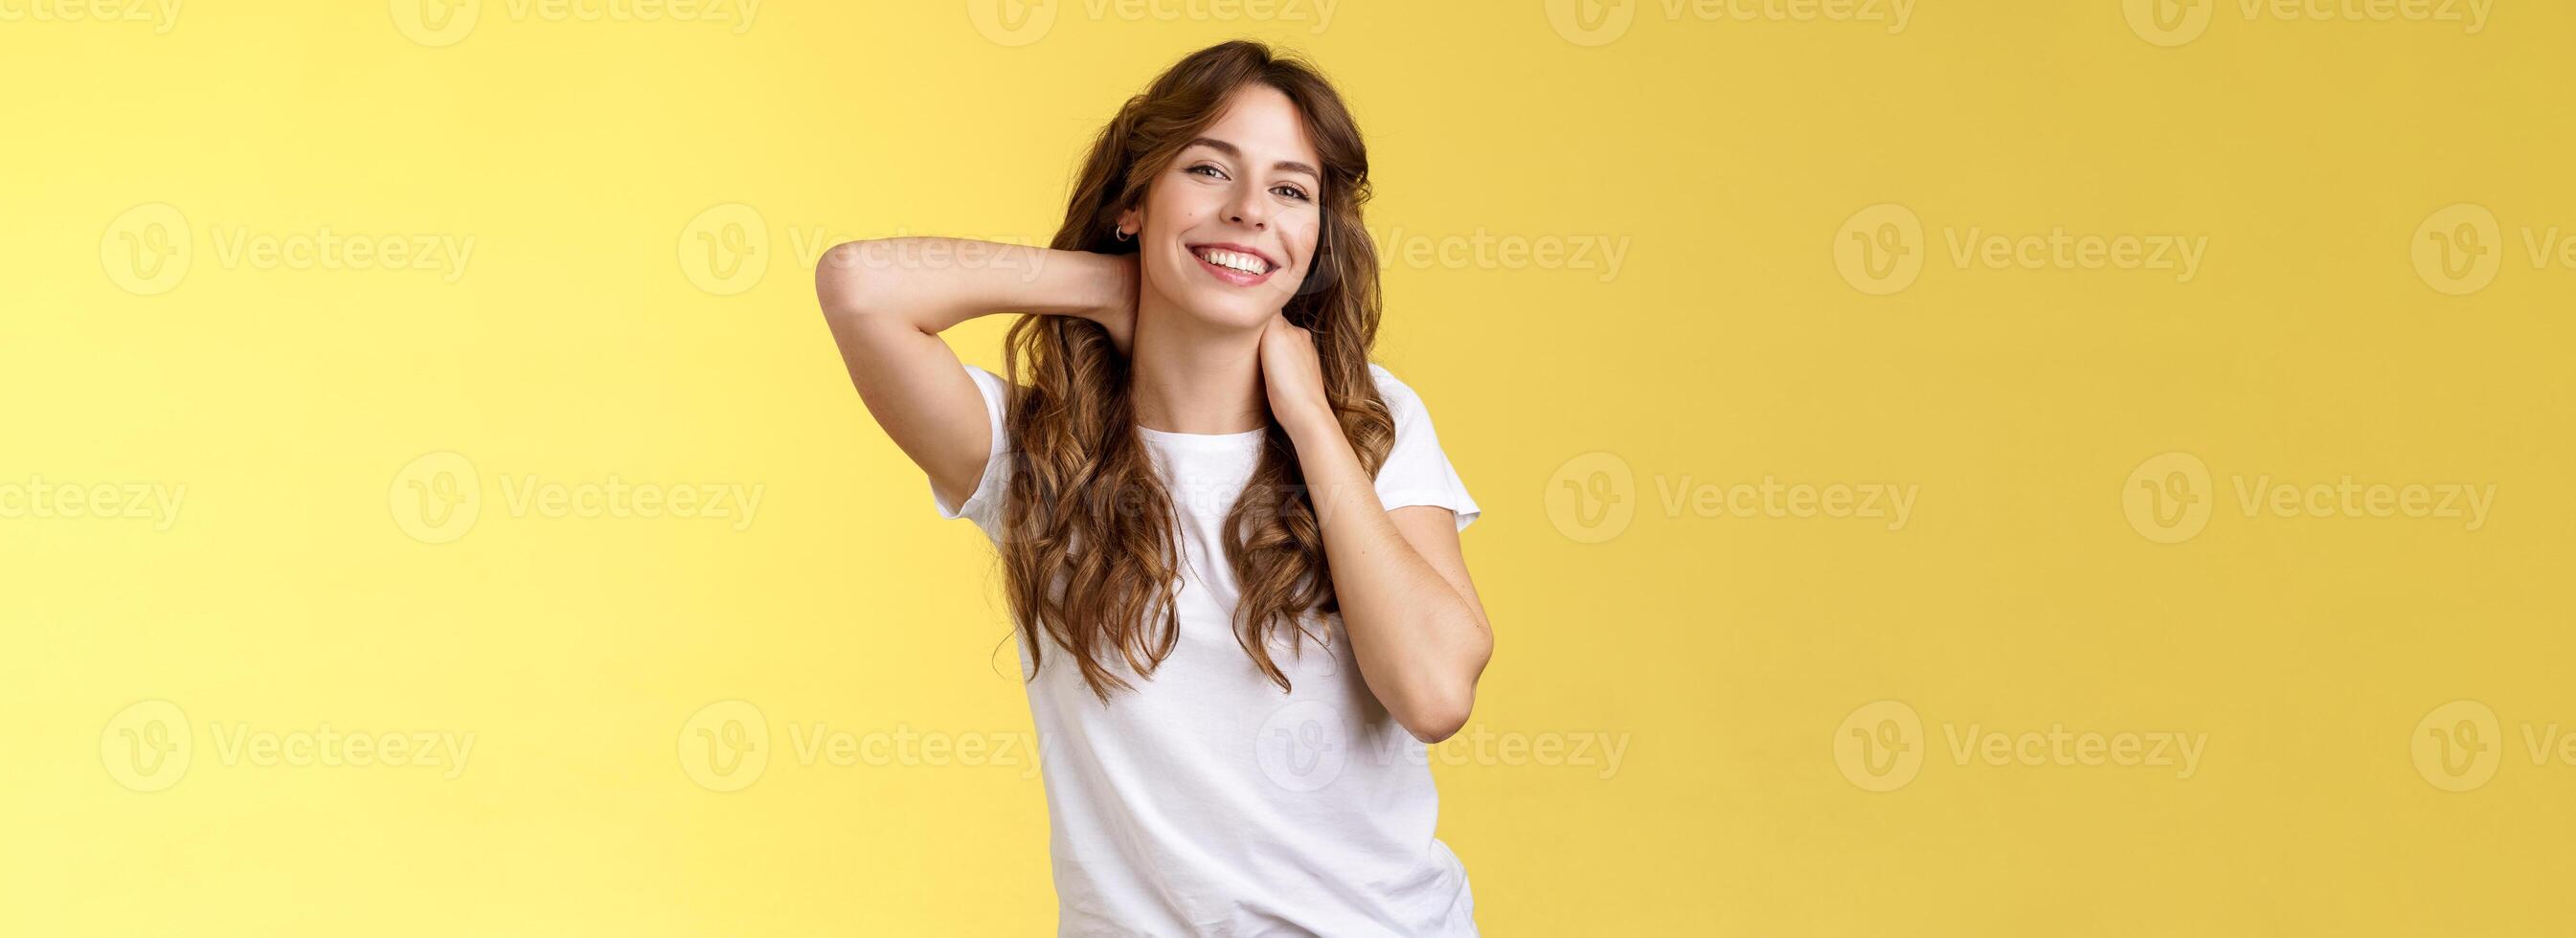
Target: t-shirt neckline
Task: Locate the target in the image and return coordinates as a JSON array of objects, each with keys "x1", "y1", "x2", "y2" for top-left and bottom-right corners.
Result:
[{"x1": 1135, "y1": 424, "x2": 1266, "y2": 449}]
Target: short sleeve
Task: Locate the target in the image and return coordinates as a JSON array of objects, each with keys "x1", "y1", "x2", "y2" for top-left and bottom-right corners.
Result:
[
  {"x1": 1367, "y1": 363, "x2": 1482, "y2": 533},
  {"x1": 931, "y1": 362, "x2": 1014, "y2": 539}
]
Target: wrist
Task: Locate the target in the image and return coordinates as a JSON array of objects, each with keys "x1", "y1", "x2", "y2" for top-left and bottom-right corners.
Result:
[
  {"x1": 1083, "y1": 252, "x2": 1136, "y2": 321},
  {"x1": 1278, "y1": 406, "x2": 1343, "y2": 447}
]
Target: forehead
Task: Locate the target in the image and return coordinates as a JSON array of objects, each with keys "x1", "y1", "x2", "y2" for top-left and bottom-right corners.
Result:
[{"x1": 1195, "y1": 83, "x2": 1319, "y2": 169}]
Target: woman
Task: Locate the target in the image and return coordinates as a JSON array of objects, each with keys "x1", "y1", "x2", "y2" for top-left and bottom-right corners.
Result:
[{"x1": 815, "y1": 39, "x2": 1491, "y2": 936}]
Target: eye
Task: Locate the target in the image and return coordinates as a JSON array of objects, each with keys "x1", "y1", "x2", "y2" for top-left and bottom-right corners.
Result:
[{"x1": 1186, "y1": 163, "x2": 1313, "y2": 203}]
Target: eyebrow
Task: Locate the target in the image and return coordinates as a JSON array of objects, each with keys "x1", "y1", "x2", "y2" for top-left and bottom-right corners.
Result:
[{"x1": 1184, "y1": 137, "x2": 1320, "y2": 183}]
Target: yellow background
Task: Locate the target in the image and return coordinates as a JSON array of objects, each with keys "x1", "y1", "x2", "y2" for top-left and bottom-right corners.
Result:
[{"x1": 6, "y1": 1, "x2": 2573, "y2": 934}]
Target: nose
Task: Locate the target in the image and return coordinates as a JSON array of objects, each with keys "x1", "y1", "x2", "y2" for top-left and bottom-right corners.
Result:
[{"x1": 1227, "y1": 186, "x2": 1272, "y2": 231}]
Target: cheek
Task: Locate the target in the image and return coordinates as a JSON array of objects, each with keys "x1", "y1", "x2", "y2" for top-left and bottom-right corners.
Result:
[{"x1": 1279, "y1": 217, "x2": 1324, "y2": 280}]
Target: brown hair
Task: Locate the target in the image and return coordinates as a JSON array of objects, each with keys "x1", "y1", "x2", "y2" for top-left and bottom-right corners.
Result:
[{"x1": 996, "y1": 39, "x2": 1393, "y2": 702}]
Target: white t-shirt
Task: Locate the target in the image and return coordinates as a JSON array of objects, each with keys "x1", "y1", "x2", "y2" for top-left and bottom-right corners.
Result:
[{"x1": 933, "y1": 360, "x2": 1482, "y2": 937}]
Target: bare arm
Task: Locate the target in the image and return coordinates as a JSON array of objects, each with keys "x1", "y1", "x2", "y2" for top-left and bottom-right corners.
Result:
[
  {"x1": 1288, "y1": 418, "x2": 1494, "y2": 744},
  {"x1": 1254, "y1": 316, "x2": 1492, "y2": 744},
  {"x1": 814, "y1": 238, "x2": 1135, "y2": 506}
]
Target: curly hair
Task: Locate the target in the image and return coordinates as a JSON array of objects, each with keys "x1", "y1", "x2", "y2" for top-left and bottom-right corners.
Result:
[{"x1": 995, "y1": 39, "x2": 1394, "y2": 702}]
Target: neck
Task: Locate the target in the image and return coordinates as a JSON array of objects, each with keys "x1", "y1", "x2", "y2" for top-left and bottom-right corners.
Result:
[{"x1": 1127, "y1": 291, "x2": 1267, "y2": 435}]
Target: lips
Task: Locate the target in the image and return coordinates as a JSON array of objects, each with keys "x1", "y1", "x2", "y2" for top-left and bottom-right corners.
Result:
[{"x1": 1187, "y1": 242, "x2": 1278, "y2": 287}]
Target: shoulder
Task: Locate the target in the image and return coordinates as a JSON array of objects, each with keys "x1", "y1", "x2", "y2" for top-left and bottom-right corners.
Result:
[
  {"x1": 1365, "y1": 361, "x2": 1429, "y2": 421},
  {"x1": 959, "y1": 362, "x2": 1026, "y2": 426},
  {"x1": 961, "y1": 362, "x2": 1015, "y2": 397}
]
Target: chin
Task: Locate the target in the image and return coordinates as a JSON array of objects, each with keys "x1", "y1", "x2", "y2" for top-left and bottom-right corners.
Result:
[{"x1": 1177, "y1": 291, "x2": 1282, "y2": 329}]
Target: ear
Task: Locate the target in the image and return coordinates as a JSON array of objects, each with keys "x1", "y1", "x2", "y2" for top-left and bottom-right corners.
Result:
[{"x1": 1116, "y1": 206, "x2": 1141, "y2": 237}]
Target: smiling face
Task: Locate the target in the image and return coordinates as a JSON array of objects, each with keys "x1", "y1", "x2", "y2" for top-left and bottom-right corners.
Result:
[{"x1": 1119, "y1": 82, "x2": 1325, "y2": 332}]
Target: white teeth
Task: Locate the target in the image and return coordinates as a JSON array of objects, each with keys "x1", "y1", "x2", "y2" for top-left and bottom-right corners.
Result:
[{"x1": 1196, "y1": 247, "x2": 1269, "y2": 275}]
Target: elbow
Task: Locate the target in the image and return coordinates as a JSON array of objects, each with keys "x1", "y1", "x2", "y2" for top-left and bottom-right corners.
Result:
[
  {"x1": 814, "y1": 239, "x2": 882, "y2": 321},
  {"x1": 1412, "y1": 695, "x2": 1473, "y2": 747},
  {"x1": 1401, "y1": 619, "x2": 1491, "y2": 745},
  {"x1": 1397, "y1": 612, "x2": 1492, "y2": 745},
  {"x1": 1400, "y1": 682, "x2": 1478, "y2": 745}
]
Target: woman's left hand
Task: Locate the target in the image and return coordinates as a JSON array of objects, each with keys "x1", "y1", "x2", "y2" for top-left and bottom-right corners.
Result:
[{"x1": 1257, "y1": 312, "x2": 1335, "y2": 435}]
